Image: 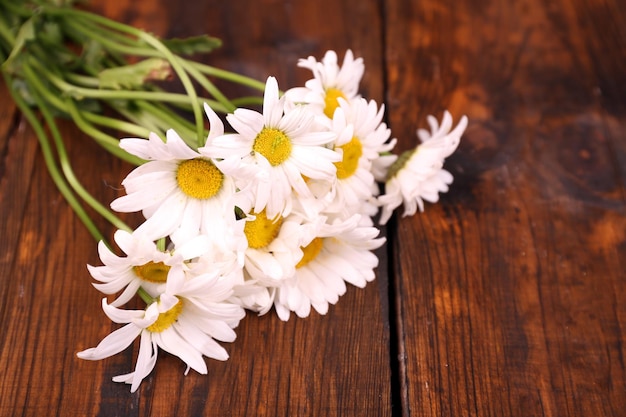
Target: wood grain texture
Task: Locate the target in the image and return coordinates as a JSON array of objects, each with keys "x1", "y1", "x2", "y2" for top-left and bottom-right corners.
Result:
[
  {"x1": 1, "y1": 0, "x2": 625, "y2": 416},
  {"x1": 385, "y1": 0, "x2": 626, "y2": 415},
  {"x1": 0, "y1": 0, "x2": 392, "y2": 416}
]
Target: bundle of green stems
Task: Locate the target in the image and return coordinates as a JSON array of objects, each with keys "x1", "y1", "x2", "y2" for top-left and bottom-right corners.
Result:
[{"x1": 0, "y1": 0, "x2": 265, "y2": 243}]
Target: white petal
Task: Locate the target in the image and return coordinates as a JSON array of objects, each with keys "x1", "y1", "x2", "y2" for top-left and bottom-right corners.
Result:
[
  {"x1": 102, "y1": 298, "x2": 145, "y2": 323},
  {"x1": 165, "y1": 129, "x2": 201, "y2": 159},
  {"x1": 105, "y1": 279, "x2": 142, "y2": 307},
  {"x1": 134, "y1": 193, "x2": 187, "y2": 240},
  {"x1": 111, "y1": 336, "x2": 158, "y2": 393},
  {"x1": 203, "y1": 103, "x2": 224, "y2": 143},
  {"x1": 173, "y1": 233, "x2": 211, "y2": 260},
  {"x1": 130, "y1": 332, "x2": 158, "y2": 392},
  {"x1": 193, "y1": 317, "x2": 238, "y2": 343},
  {"x1": 178, "y1": 321, "x2": 231, "y2": 360},
  {"x1": 227, "y1": 110, "x2": 263, "y2": 141},
  {"x1": 77, "y1": 322, "x2": 140, "y2": 360},
  {"x1": 263, "y1": 76, "x2": 283, "y2": 127},
  {"x1": 154, "y1": 330, "x2": 208, "y2": 374}
]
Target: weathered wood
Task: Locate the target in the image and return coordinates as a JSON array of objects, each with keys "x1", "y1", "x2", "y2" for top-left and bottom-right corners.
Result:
[
  {"x1": 385, "y1": 0, "x2": 626, "y2": 415},
  {"x1": 0, "y1": 1, "x2": 392, "y2": 416},
  {"x1": 2, "y1": 0, "x2": 625, "y2": 415}
]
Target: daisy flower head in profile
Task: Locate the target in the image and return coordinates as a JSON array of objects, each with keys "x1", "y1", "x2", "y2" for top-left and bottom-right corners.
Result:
[
  {"x1": 205, "y1": 76, "x2": 340, "y2": 219},
  {"x1": 285, "y1": 49, "x2": 365, "y2": 120},
  {"x1": 77, "y1": 257, "x2": 245, "y2": 393},
  {"x1": 110, "y1": 104, "x2": 240, "y2": 242},
  {"x1": 272, "y1": 213, "x2": 385, "y2": 321},
  {"x1": 87, "y1": 229, "x2": 211, "y2": 307},
  {"x1": 377, "y1": 111, "x2": 468, "y2": 225},
  {"x1": 237, "y1": 208, "x2": 324, "y2": 315},
  {"x1": 320, "y1": 97, "x2": 395, "y2": 218}
]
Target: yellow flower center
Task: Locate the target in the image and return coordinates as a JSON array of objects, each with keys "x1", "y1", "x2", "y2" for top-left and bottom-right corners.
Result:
[
  {"x1": 334, "y1": 136, "x2": 363, "y2": 179},
  {"x1": 176, "y1": 158, "x2": 223, "y2": 199},
  {"x1": 296, "y1": 237, "x2": 324, "y2": 269},
  {"x1": 147, "y1": 298, "x2": 183, "y2": 333},
  {"x1": 324, "y1": 87, "x2": 347, "y2": 119},
  {"x1": 253, "y1": 127, "x2": 292, "y2": 166},
  {"x1": 133, "y1": 261, "x2": 170, "y2": 283},
  {"x1": 244, "y1": 210, "x2": 283, "y2": 249}
]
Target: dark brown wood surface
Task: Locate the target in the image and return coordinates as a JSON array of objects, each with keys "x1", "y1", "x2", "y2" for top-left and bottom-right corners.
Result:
[{"x1": 0, "y1": 0, "x2": 624, "y2": 416}]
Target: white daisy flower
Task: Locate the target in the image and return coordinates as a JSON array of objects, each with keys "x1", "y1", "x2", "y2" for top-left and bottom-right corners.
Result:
[
  {"x1": 378, "y1": 111, "x2": 468, "y2": 225},
  {"x1": 285, "y1": 50, "x2": 365, "y2": 120},
  {"x1": 110, "y1": 104, "x2": 242, "y2": 241},
  {"x1": 77, "y1": 263, "x2": 245, "y2": 393},
  {"x1": 273, "y1": 214, "x2": 385, "y2": 321},
  {"x1": 289, "y1": 176, "x2": 335, "y2": 220},
  {"x1": 184, "y1": 226, "x2": 249, "y2": 312},
  {"x1": 205, "y1": 76, "x2": 340, "y2": 219},
  {"x1": 87, "y1": 229, "x2": 210, "y2": 307},
  {"x1": 238, "y1": 208, "x2": 324, "y2": 314},
  {"x1": 320, "y1": 98, "x2": 394, "y2": 218},
  {"x1": 371, "y1": 151, "x2": 398, "y2": 183}
]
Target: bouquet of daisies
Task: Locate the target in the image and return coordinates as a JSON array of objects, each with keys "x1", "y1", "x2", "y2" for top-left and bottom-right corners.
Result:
[{"x1": 1, "y1": 0, "x2": 467, "y2": 393}]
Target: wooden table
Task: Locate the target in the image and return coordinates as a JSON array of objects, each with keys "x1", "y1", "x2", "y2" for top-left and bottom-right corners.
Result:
[{"x1": 1, "y1": 0, "x2": 624, "y2": 415}]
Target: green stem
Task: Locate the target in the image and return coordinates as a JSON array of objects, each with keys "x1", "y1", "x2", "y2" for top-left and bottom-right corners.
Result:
[
  {"x1": 137, "y1": 287, "x2": 155, "y2": 305},
  {"x1": 45, "y1": 104, "x2": 133, "y2": 233},
  {"x1": 64, "y1": 73, "x2": 100, "y2": 88},
  {"x1": 180, "y1": 59, "x2": 236, "y2": 113},
  {"x1": 47, "y1": 72, "x2": 226, "y2": 113},
  {"x1": 62, "y1": 19, "x2": 260, "y2": 115},
  {"x1": 190, "y1": 61, "x2": 267, "y2": 92},
  {"x1": 65, "y1": 99, "x2": 147, "y2": 166},
  {"x1": 231, "y1": 96, "x2": 265, "y2": 107},
  {"x1": 0, "y1": 12, "x2": 16, "y2": 45},
  {"x1": 38, "y1": 63, "x2": 228, "y2": 113},
  {"x1": 62, "y1": 18, "x2": 160, "y2": 59},
  {"x1": 0, "y1": 1, "x2": 32, "y2": 18},
  {"x1": 0, "y1": 12, "x2": 17, "y2": 64},
  {"x1": 141, "y1": 40, "x2": 203, "y2": 147},
  {"x1": 135, "y1": 100, "x2": 199, "y2": 146},
  {"x1": 23, "y1": 64, "x2": 133, "y2": 233},
  {"x1": 3, "y1": 70, "x2": 107, "y2": 244},
  {"x1": 82, "y1": 112, "x2": 151, "y2": 138},
  {"x1": 47, "y1": 6, "x2": 205, "y2": 148},
  {"x1": 113, "y1": 106, "x2": 165, "y2": 138},
  {"x1": 17, "y1": 57, "x2": 145, "y2": 165}
]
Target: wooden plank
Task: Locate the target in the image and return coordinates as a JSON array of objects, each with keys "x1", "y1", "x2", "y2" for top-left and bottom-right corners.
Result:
[
  {"x1": 0, "y1": 115, "x2": 133, "y2": 417},
  {"x1": 384, "y1": 0, "x2": 626, "y2": 415},
  {"x1": 0, "y1": 1, "x2": 392, "y2": 416},
  {"x1": 0, "y1": 82, "x2": 36, "y2": 297}
]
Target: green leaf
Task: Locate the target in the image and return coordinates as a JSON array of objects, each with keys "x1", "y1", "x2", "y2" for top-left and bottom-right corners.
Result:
[
  {"x1": 81, "y1": 39, "x2": 106, "y2": 71},
  {"x1": 98, "y1": 58, "x2": 172, "y2": 90},
  {"x1": 2, "y1": 16, "x2": 35, "y2": 72},
  {"x1": 40, "y1": 21, "x2": 63, "y2": 46},
  {"x1": 162, "y1": 35, "x2": 222, "y2": 56}
]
